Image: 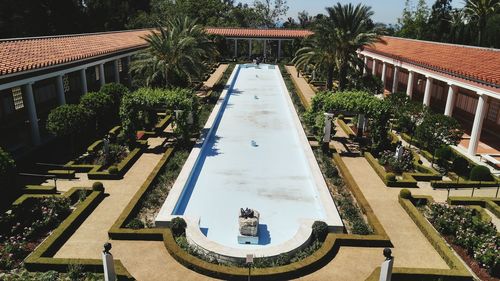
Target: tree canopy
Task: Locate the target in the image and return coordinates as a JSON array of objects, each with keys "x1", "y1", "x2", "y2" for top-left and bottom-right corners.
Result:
[{"x1": 46, "y1": 104, "x2": 89, "y2": 137}]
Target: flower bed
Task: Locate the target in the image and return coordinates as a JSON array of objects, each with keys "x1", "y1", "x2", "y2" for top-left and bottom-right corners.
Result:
[
  {"x1": 0, "y1": 196, "x2": 73, "y2": 271},
  {"x1": 426, "y1": 203, "x2": 499, "y2": 279}
]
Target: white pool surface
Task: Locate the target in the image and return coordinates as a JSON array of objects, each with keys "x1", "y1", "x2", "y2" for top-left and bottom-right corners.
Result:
[{"x1": 156, "y1": 64, "x2": 342, "y2": 253}]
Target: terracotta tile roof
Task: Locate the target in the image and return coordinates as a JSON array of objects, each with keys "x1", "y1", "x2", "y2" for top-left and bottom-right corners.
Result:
[
  {"x1": 0, "y1": 30, "x2": 151, "y2": 76},
  {"x1": 205, "y1": 27, "x2": 313, "y2": 39},
  {"x1": 364, "y1": 36, "x2": 500, "y2": 90}
]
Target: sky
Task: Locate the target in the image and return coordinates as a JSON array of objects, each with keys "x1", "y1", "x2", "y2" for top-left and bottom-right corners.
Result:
[{"x1": 238, "y1": 0, "x2": 464, "y2": 24}]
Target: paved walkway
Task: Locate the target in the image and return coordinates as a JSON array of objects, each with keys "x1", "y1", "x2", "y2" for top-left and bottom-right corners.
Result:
[
  {"x1": 285, "y1": 65, "x2": 316, "y2": 107},
  {"x1": 204, "y1": 64, "x2": 228, "y2": 89}
]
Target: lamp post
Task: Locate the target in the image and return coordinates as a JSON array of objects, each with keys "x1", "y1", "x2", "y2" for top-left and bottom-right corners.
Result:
[{"x1": 246, "y1": 254, "x2": 254, "y2": 281}]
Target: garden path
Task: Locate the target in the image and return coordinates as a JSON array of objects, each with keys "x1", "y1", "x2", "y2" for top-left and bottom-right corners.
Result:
[
  {"x1": 285, "y1": 65, "x2": 316, "y2": 107},
  {"x1": 204, "y1": 64, "x2": 228, "y2": 89}
]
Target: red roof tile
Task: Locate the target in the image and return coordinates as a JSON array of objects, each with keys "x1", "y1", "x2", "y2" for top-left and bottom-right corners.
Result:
[
  {"x1": 0, "y1": 30, "x2": 151, "y2": 76},
  {"x1": 364, "y1": 36, "x2": 500, "y2": 90},
  {"x1": 205, "y1": 27, "x2": 313, "y2": 38}
]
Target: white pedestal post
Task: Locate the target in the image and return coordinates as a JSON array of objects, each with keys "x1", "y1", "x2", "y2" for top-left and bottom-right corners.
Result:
[
  {"x1": 379, "y1": 248, "x2": 394, "y2": 281},
  {"x1": 323, "y1": 113, "x2": 334, "y2": 143},
  {"x1": 102, "y1": 243, "x2": 116, "y2": 281}
]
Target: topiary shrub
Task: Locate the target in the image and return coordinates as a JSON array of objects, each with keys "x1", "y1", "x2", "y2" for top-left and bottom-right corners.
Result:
[
  {"x1": 108, "y1": 166, "x2": 119, "y2": 175},
  {"x1": 452, "y1": 157, "x2": 470, "y2": 177},
  {"x1": 435, "y1": 146, "x2": 453, "y2": 161},
  {"x1": 385, "y1": 172, "x2": 396, "y2": 182},
  {"x1": 399, "y1": 188, "x2": 412, "y2": 199},
  {"x1": 126, "y1": 218, "x2": 145, "y2": 229},
  {"x1": 469, "y1": 165, "x2": 493, "y2": 181},
  {"x1": 92, "y1": 181, "x2": 104, "y2": 192},
  {"x1": 171, "y1": 217, "x2": 187, "y2": 237},
  {"x1": 0, "y1": 147, "x2": 16, "y2": 188},
  {"x1": 311, "y1": 221, "x2": 328, "y2": 242}
]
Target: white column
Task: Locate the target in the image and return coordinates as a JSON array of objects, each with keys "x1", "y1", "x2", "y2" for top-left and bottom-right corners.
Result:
[
  {"x1": 114, "y1": 59, "x2": 120, "y2": 83},
  {"x1": 99, "y1": 64, "x2": 106, "y2": 87},
  {"x1": 249, "y1": 39, "x2": 252, "y2": 58},
  {"x1": 363, "y1": 57, "x2": 368, "y2": 76},
  {"x1": 423, "y1": 76, "x2": 433, "y2": 106},
  {"x1": 406, "y1": 71, "x2": 415, "y2": 99},
  {"x1": 392, "y1": 66, "x2": 399, "y2": 93},
  {"x1": 55, "y1": 75, "x2": 66, "y2": 105},
  {"x1": 80, "y1": 68, "x2": 88, "y2": 95},
  {"x1": 381, "y1": 62, "x2": 387, "y2": 87},
  {"x1": 126, "y1": 56, "x2": 132, "y2": 84},
  {"x1": 372, "y1": 59, "x2": 377, "y2": 76},
  {"x1": 277, "y1": 40, "x2": 282, "y2": 60},
  {"x1": 263, "y1": 40, "x2": 267, "y2": 57},
  {"x1": 444, "y1": 84, "x2": 458, "y2": 116},
  {"x1": 468, "y1": 93, "x2": 488, "y2": 156},
  {"x1": 23, "y1": 83, "x2": 41, "y2": 146},
  {"x1": 234, "y1": 39, "x2": 238, "y2": 58}
]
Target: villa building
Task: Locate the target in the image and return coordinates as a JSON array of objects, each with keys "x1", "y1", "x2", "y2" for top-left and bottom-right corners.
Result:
[{"x1": 0, "y1": 29, "x2": 498, "y2": 160}]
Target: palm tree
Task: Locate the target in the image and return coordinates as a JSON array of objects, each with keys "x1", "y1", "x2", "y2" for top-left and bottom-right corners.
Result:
[
  {"x1": 464, "y1": 0, "x2": 500, "y2": 46},
  {"x1": 293, "y1": 3, "x2": 383, "y2": 91},
  {"x1": 131, "y1": 16, "x2": 217, "y2": 88}
]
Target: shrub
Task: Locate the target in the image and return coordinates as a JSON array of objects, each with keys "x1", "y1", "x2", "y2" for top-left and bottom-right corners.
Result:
[
  {"x1": 108, "y1": 166, "x2": 118, "y2": 175},
  {"x1": 99, "y1": 83, "x2": 129, "y2": 106},
  {"x1": 92, "y1": 182, "x2": 104, "y2": 192},
  {"x1": 435, "y1": 146, "x2": 453, "y2": 161},
  {"x1": 125, "y1": 218, "x2": 145, "y2": 229},
  {"x1": 0, "y1": 147, "x2": 15, "y2": 187},
  {"x1": 399, "y1": 188, "x2": 412, "y2": 199},
  {"x1": 469, "y1": 165, "x2": 493, "y2": 181},
  {"x1": 171, "y1": 217, "x2": 187, "y2": 237},
  {"x1": 79, "y1": 92, "x2": 114, "y2": 131},
  {"x1": 385, "y1": 172, "x2": 396, "y2": 182},
  {"x1": 311, "y1": 221, "x2": 328, "y2": 242},
  {"x1": 46, "y1": 104, "x2": 89, "y2": 137},
  {"x1": 452, "y1": 157, "x2": 470, "y2": 177}
]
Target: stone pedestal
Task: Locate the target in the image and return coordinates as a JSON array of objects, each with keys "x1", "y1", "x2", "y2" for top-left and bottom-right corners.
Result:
[
  {"x1": 379, "y1": 258, "x2": 394, "y2": 281},
  {"x1": 102, "y1": 252, "x2": 116, "y2": 281},
  {"x1": 238, "y1": 209, "x2": 259, "y2": 245}
]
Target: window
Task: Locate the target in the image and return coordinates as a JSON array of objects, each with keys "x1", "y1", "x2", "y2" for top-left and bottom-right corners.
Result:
[
  {"x1": 487, "y1": 100, "x2": 499, "y2": 124},
  {"x1": 63, "y1": 75, "x2": 70, "y2": 93},
  {"x1": 118, "y1": 60, "x2": 123, "y2": 72},
  {"x1": 12, "y1": 87, "x2": 24, "y2": 110},
  {"x1": 456, "y1": 92, "x2": 478, "y2": 114}
]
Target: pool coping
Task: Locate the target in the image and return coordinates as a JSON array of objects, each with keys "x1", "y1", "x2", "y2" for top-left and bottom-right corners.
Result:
[{"x1": 155, "y1": 64, "x2": 344, "y2": 259}]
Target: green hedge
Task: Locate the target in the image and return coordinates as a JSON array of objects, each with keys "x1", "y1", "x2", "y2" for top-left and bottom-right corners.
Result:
[
  {"x1": 284, "y1": 67, "x2": 311, "y2": 109},
  {"x1": 13, "y1": 187, "x2": 84, "y2": 207},
  {"x1": 365, "y1": 266, "x2": 473, "y2": 281},
  {"x1": 337, "y1": 119, "x2": 356, "y2": 139},
  {"x1": 398, "y1": 195, "x2": 472, "y2": 279},
  {"x1": 24, "y1": 185, "x2": 57, "y2": 194},
  {"x1": 448, "y1": 197, "x2": 500, "y2": 218},
  {"x1": 364, "y1": 152, "x2": 418, "y2": 187},
  {"x1": 47, "y1": 170, "x2": 75, "y2": 179},
  {"x1": 23, "y1": 189, "x2": 134, "y2": 280},
  {"x1": 431, "y1": 180, "x2": 498, "y2": 189}
]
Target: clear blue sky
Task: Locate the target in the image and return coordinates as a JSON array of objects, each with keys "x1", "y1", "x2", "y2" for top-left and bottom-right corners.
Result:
[{"x1": 238, "y1": 0, "x2": 464, "y2": 24}]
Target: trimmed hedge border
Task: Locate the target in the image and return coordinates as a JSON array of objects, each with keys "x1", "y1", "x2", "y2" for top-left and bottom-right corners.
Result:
[
  {"x1": 18, "y1": 189, "x2": 134, "y2": 280},
  {"x1": 337, "y1": 119, "x2": 356, "y2": 139},
  {"x1": 364, "y1": 152, "x2": 441, "y2": 187},
  {"x1": 448, "y1": 197, "x2": 500, "y2": 218},
  {"x1": 396, "y1": 194, "x2": 473, "y2": 281},
  {"x1": 24, "y1": 185, "x2": 57, "y2": 194}
]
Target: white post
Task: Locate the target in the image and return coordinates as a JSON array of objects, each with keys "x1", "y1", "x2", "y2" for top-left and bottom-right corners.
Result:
[
  {"x1": 379, "y1": 249, "x2": 394, "y2": 281},
  {"x1": 102, "y1": 243, "x2": 116, "y2": 281},
  {"x1": 234, "y1": 39, "x2": 238, "y2": 58},
  {"x1": 444, "y1": 84, "x2": 457, "y2": 116},
  {"x1": 323, "y1": 113, "x2": 334, "y2": 143},
  {"x1": 249, "y1": 39, "x2": 252, "y2": 58},
  {"x1": 278, "y1": 40, "x2": 282, "y2": 60},
  {"x1": 468, "y1": 93, "x2": 488, "y2": 156},
  {"x1": 126, "y1": 56, "x2": 132, "y2": 84},
  {"x1": 55, "y1": 75, "x2": 66, "y2": 105},
  {"x1": 99, "y1": 63, "x2": 106, "y2": 87},
  {"x1": 114, "y1": 59, "x2": 120, "y2": 83},
  {"x1": 392, "y1": 66, "x2": 399, "y2": 93},
  {"x1": 23, "y1": 83, "x2": 41, "y2": 146},
  {"x1": 381, "y1": 62, "x2": 387, "y2": 88},
  {"x1": 80, "y1": 68, "x2": 88, "y2": 95},
  {"x1": 406, "y1": 71, "x2": 415, "y2": 99},
  {"x1": 423, "y1": 76, "x2": 433, "y2": 106},
  {"x1": 363, "y1": 57, "x2": 368, "y2": 76},
  {"x1": 372, "y1": 59, "x2": 377, "y2": 76}
]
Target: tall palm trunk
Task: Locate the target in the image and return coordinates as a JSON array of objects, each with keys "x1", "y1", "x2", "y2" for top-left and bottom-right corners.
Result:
[
  {"x1": 326, "y1": 64, "x2": 334, "y2": 91},
  {"x1": 338, "y1": 61, "x2": 348, "y2": 91},
  {"x1": 164, "y1": 66, "x2": 169, "y2": 88}
]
